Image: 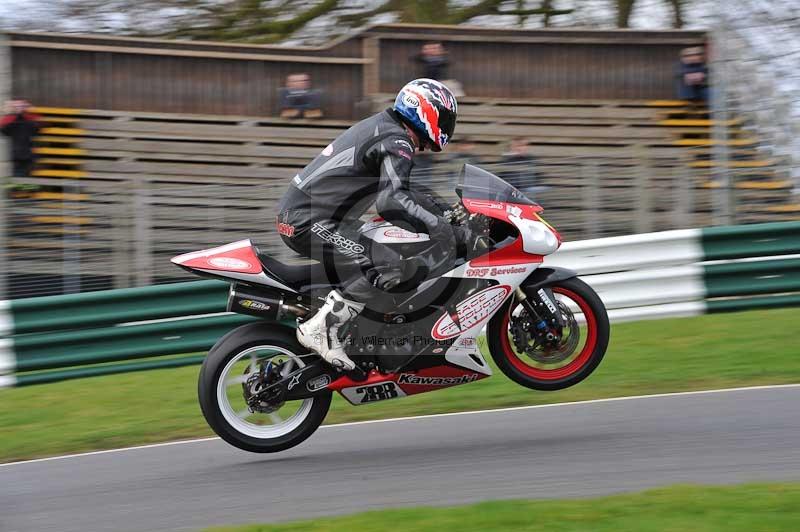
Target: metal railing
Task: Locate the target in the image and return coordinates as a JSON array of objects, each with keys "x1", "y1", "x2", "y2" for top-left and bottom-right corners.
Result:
[{"x1": 2, "y1": 153, "x2": 786, "y2": 299}]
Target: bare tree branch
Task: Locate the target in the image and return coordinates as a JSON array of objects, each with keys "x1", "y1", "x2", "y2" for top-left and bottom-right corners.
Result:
[
  {"x1": 665, "y1": 0, "x2": 685, "y2": 28},
  {"x1": 1, "y1": 0, "x2": 696, "y2": 43},
  {"x1": 446, "y1": 0, "x2": 505, "y2": 24},
  {"x1": 615, "y1": 0, "x2": 637, "y2": 28}
]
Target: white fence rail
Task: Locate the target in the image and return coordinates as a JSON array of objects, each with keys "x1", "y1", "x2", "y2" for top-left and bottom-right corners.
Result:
[{"x1": 545, "y1": 229, "x2": 707, "y2": 322}]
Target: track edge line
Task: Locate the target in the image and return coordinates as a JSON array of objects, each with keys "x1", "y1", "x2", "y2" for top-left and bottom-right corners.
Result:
[{"x1": 2, "y1": 383, "x2": 798, "y2": 468}]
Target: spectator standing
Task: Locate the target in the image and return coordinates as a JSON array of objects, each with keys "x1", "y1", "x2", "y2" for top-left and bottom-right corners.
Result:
[
  {"x1": 412, "y1": 43, "x2": 466, "y2": 97},
  {"x1": 279, "y1": 73, "x2": 323, "y2": 119},
  {"x1": 498, "y1": 137, "x2": 543, "y2": 195},
  {"x1": 676, "y1": 46, "x2": 709, "y2": 103},
  {"x1": 413, "y1": 42, "x2": 450, "y2": 81},
  {"x1": 1, "y1": 99, "x2": 41, "y2": 177}
]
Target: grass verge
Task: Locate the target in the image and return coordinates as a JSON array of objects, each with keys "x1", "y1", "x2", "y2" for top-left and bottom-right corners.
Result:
[
  {"x1": 204, "y1": 483, "x2": 800, "y2": 532},
  {"x1": 1, "y1": 307, "x2": 799, "y2": 463}
]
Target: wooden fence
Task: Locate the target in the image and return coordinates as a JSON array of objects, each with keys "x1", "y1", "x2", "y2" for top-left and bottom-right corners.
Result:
[{"x1": 6, "y1": 24, "x2": 706, "y2": 118}]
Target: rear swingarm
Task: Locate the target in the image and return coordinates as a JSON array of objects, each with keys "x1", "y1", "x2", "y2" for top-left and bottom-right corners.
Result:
[{"x1": 251, "y1": 357, "x2": 337, "y2": 403}]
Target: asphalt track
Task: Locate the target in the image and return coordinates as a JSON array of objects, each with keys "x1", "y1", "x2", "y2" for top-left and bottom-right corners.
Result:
[{"x1": 2, "y1": 385, "x2": 800, "y2": 532}]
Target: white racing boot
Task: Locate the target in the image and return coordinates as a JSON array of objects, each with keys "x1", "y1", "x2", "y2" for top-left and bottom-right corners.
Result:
[{"x1": 297, "y1": 290, "x2": 365, "y2": 370}]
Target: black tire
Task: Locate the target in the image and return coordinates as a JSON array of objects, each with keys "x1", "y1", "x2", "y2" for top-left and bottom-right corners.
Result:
[
  {"x1": 487, "y1": 276, "x2": 610, "y2": 391},
  {"x1": 198, "y1": 322, "x2": 332, "y2": 453}
]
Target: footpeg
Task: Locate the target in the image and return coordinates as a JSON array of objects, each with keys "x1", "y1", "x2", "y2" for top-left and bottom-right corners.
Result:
[{"x1": 345, "y1": 365, "x2": 368, "y2": 382}]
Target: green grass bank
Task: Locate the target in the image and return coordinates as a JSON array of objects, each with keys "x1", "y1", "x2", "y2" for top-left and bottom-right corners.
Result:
[
  {"x1": 2, "y1": 307, "x2": 798, "y2": 463},
  {"x1": 205, "y1": 483, "x2": 800, "y2": 532}
]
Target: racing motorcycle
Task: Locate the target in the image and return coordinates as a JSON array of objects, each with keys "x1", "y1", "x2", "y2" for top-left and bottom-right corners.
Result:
[{"x1": 172, "y1": 164, "x2": 610, "y2": 453}]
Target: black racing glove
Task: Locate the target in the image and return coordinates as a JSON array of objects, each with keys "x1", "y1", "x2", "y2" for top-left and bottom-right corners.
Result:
[{"x1": 452, "y1": 224, "x2": 475, "y2": 258}]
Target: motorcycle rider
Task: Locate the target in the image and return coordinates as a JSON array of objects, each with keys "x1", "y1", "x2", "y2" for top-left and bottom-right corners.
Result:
[{"x1": 276, "y1": 78, "x2": 472, "y2": 370}]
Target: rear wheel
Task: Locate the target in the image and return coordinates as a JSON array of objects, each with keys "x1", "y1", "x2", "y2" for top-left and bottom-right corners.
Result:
[
  {"x1": 198, "y1": 324, "x2": 331, "y2": 453},
  {"x1": 487, "y1": 277, "x2": 609, "y2": 391}
]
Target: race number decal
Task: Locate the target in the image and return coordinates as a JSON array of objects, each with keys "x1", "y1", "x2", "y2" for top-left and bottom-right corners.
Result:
[
  {"x1": 339, "y1": 382, "x2": 407, "y2": 405},
  {"x1": 431, "y1": 285, "x2": 511, "y2": 340}
]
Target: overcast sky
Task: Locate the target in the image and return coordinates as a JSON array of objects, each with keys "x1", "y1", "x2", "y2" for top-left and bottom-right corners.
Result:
[{"x1": 0, "y1": 0, "x2": 50, "y2": 25}]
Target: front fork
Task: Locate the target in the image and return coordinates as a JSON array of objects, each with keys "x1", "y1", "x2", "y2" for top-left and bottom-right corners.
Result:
[{"x1": 515, "y1": 287, "x2": 564, "y2": 344}]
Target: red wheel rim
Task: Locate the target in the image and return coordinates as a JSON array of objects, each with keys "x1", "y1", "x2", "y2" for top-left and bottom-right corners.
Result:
[{"x1": 500, "y1": 287, "x2": 598, "y2": 381}]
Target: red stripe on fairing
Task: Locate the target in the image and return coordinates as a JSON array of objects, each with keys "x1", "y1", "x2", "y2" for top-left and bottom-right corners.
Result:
[
  {"x1": 461, "y1": 199, "x2": 545, "y2": 266},
  {"x1": 406, "y1": 88, "x2": 441, "y2": 145},
  {"x1": 173, "y1": 241, "x2": 263, "y2": 274},
  {"x1": 469, "y1": 237, "x2": 543, "y2": 267},
  {"x1": 395, "y1": 366, "x2": 488, "y2": 395},
  {"x1": 463, "y1": 198, "x2": 562, "y2": 250},
  {"x1": 463, "y1": 198, "x2": 543, "y2": 223},
  {"x1": 328, "y1": 366, "x2": 487, "y2": 397},
  {"x1": 328, "y1": 371, "x2": 394, "y2": 391}
]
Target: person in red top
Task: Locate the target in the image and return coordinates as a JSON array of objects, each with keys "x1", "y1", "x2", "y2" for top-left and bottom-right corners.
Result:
[{"x1": 1, "y1": 99, "x2": 42, "y2": 177}]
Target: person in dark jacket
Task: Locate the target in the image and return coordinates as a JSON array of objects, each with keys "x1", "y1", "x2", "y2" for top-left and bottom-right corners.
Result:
[
  {"x1": 1, "y1": 99, "x2": 42, "y2": 177},
  {"x1": 279, "y1": 73, "x2": 323, "y2": 119},
  {"x1": 676, "y1": 47, "x2": 709, "y2": 103},
  {"x1": 412, "y1": 42, "x2": 450, "y2": 81},
  {"x1": 277, "y1": 79, "x2": 470, "y2": 370}
]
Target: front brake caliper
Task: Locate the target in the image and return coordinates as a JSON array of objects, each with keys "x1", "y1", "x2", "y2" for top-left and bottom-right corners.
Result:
[{"x1": 510, "y1": 313, "x2": 530, "y2": 353}]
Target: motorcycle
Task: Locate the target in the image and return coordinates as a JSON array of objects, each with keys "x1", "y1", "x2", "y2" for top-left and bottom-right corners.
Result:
[{"x1": 172, "y1": 164, "x2": 610, "y2": 453}]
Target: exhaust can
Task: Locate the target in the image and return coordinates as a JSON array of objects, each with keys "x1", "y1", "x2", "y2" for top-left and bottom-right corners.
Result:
[{"x1": 227, "y1": 284, "x2": 288, "y2": 321}]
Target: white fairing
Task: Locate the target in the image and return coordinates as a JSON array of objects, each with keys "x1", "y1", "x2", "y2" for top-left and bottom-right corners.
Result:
[
  {"x1": 440, "y1": 262, "x2": 539, "y2": 376},
  {"x1": 509, "y1": 215, "x2": 559, "y2": 255},
  {"x1": 444, "y1": 337, "x2": 493, "y2": 375},
  {"x1": 443, "y1": 262, "x2": 537, "y2": 282},
  {"x1": 171, "y1": 239, "x2": 254, "y2": 264},
  {"x1": 340, "y1": 382, "x2": 407, "y2": 404},
  {"x1": 171, "y1": 239, "x2": 297, "y2": 292}
]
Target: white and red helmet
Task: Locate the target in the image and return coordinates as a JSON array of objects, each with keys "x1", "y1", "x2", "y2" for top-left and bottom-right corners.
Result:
[{"x1": 393, "y1": 78, "x2": 458, "y2": 152}]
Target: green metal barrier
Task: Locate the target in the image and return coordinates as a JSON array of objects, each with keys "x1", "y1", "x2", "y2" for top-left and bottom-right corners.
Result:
[
  {"x1": 704, "y1": 258, "x2": 800, "y2": 298},
  {"x1": 8, "y1": 280, "x2": 229, "y2": 335},
  {"x1": 702, "y1": 222, "x2": 800, "y2": 261},
  {"x1": 701, "y1": 222, "x2": 800, "y2": 313},
  {"x1": 706, "y1": 293, "x2": 800, "y2": 313},
  {"x1": 15, "y1": 354, "x2": 208, "y2": 387},
  {"x1": 0, "y1": 279, "x2": 289, "y2": 387},
  {"x1": 3, "y1": 313, "x2": 267, "y2": 387},
  {"x1": 14, "y1": 314, "x2": 257, "y2": 372}
]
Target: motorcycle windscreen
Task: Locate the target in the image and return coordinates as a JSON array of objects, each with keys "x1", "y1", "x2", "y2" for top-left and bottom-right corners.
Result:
[{"x1": 455, "y1": 164, "x2": 538, "y2": 206}]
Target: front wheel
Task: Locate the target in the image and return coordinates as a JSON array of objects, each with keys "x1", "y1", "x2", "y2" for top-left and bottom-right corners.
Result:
[
  {"x1": 198, "y1": 323, "x2": 331, "y2": 453},
  {"x1": 487, "y1": 277, "x2": 610, "y2": 391}
]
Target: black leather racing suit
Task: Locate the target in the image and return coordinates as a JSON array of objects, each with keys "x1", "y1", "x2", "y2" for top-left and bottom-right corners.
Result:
[{"x1": 276, "y1": 109, "x2": 462, "y2": 308}]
